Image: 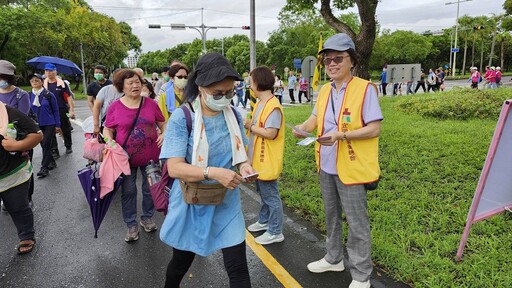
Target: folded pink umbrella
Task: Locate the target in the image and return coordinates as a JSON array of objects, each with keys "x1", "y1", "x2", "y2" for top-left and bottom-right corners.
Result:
[{"x1": 99, "y1": 142, "x2": 131, "y2": 199}]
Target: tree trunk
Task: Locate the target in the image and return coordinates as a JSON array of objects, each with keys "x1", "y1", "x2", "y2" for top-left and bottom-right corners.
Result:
[
  {"x1": 480, "y1": 39, "x2": 484, "y2": 72},
  {"x1": 471, "y1": 34, "x2": 476, "y2": 67},
  {"x1": 0, "y1": 33, "x2": 9, "y2": 58},
  {"x1": 500, "y1": 41, "x2": 504, "y2": 69},
  {"x1": 319, "y1": 0, "x2": 378, "y2": 80},
  {"x1": 488, "y1": 28, "x2": 497, "y2": 67}
]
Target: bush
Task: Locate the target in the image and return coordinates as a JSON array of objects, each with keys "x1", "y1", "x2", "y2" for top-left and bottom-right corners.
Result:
[{"x1": 395, "y1": 87, "x2": 510, "y2": 120}]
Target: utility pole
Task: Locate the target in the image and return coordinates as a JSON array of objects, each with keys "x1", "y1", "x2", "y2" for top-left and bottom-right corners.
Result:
[
  {"x1": 249, "y1": 0, "x2": 256, "y2": 70},
  {"x1": 445, "y1": 0, "x2": 472, "y2": 77},
  {"x1": 149, "y1": 8, "x2": 242, "y2": 55},
  {"x1": 80, "y1": 42, "x2": 87, "y2": 95}
]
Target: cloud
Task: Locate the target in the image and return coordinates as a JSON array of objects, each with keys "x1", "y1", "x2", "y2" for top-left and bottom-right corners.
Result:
[{"x1": 88, "y1": 0, "x2": 506, "y2": 53}]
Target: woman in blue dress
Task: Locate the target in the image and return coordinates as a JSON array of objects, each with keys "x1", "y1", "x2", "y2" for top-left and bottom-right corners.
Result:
[{"x1": 159, "y1": 52, "x2": 257, "y2": 288}]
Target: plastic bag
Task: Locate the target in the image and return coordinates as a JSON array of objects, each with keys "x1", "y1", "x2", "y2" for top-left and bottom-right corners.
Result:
[{"x1": 83, "y1": 136, "x2": 105, "y2": 162}]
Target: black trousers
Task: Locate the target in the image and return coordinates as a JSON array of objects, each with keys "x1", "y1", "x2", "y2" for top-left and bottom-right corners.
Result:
[
  {"x1": 381, "y1": 83, "x2": 388, "y2": 95},
  {"x1": 298, "y1": 91, "x2": 308, "y2": 103},
  {"x1": 40, "y1": 125, "x2": 56, "y2": 168},
  {"x1": 415, "y1": 81, "x2": 426, "y2": 93},
  {"x1": 164, "y1": 241, "x2": 251, "y2": 288},
  {"x1": 51, "y1": 108, "x2": 72, "y2": 152},
  {"x1": 0, "y1": 180, "x2": 34, "y2": 241},
  {"x1": 288, "y1": 89, "x2": 296, "y2": 102}
]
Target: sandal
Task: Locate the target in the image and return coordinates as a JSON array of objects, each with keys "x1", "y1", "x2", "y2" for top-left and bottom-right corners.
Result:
[{"x1": 16, "y1": 239, "x2": 36, "y2": 255}]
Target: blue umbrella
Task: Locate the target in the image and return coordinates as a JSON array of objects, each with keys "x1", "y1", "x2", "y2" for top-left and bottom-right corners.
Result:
[
  {"x1": 26, "y1": 56, "x2": 83, "y2": 75},
  {"x1": 78, "y1": 165, "x2": 121, "y2": 238}
]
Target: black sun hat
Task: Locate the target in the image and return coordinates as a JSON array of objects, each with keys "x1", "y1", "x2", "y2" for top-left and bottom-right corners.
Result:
[{"x1": 194, "y1": 52, "x2": 242, "y2": 87}]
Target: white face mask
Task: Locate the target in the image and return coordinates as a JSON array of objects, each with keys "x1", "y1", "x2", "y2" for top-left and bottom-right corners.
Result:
[
  {"x1": 174, "y1": 78, "x2": 187, "y2": 89},
  {"x1": 140, "y1": 92, "x2": 150, "y2": 97},
  {"x1": 204, "y1": 93, "x2": 232, "y2": 112}
]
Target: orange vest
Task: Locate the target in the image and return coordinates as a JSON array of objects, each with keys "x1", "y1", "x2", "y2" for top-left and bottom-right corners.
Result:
[
  {"x1": 315, "y1": 77, "x2": 380, "y2": 185},
  {"x1": 249, "y1": 97, "x2": 285, "y2": 181}
]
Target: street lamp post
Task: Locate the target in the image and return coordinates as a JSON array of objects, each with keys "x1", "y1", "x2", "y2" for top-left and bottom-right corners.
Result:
[
  {"x1": 149, "y1": 8, "x2": 241, "y2": 54},
  {"x1": 446, "y1": 0, "x2": 472, "y2": 77}
]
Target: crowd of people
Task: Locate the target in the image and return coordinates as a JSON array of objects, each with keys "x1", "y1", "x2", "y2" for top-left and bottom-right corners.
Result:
[
  {"x1": 1, "y1": 33, "x2": 453, "y2": 288},
  {"x1": 378, "y1": 64, "x2": 506, "y2": 95}
]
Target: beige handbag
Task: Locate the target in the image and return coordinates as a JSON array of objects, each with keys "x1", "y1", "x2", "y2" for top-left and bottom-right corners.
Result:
[{"x1": 180, "y1": 181, "x2": 227, "y2": 205}]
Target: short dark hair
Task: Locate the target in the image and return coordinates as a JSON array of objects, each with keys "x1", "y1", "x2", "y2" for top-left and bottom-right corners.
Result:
[
  {"x1": 250, "y1": 66, "x2": 274, "y2": 92},
  {"x1": 94, "y1": 65, "x2": 108, "y2": 75},
  {"x1": 169, "y1": 64, "x2": 189, "y2": 78},
  {"x1": 161, "y1": 66, "x2": 170, "y2": 73},
  {"x1": 113, "y1": 69, "x2": 143, "y2": 93},
  {"x1": 346, "y1": 48, "x2": 359, "y2": 68}
]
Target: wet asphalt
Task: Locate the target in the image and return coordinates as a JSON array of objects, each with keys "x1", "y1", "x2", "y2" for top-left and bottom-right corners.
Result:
[{"x1": 0, "y1": 98, "x2": 411, "y2": 288}]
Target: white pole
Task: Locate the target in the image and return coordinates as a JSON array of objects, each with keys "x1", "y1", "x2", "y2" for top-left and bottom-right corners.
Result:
[{"x1": 249, "y1": 0, "x2": 256, "y2": 70}]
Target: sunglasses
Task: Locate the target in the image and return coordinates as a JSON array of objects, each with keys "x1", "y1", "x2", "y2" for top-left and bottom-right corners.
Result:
[
  {"x1": 175, "y1": 75, "x2": 188, "y2": 79},
  {"x1": 212, "y1": 90, "x2": 235, "y2": 100},
  {"x1": 322, "y1": 55, "x2": 349, "y2": 65}
]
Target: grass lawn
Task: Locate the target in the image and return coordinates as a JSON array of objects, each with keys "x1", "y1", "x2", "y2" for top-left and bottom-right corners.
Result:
[{"x1": 280, "y1": 89, "x2": 512, "y2": 287}]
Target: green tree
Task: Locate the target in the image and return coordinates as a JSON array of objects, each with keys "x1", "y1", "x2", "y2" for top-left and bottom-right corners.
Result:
[
  {"x1": 373, "y1": 30, "x2": 432, "y2": 66},
  {"x1": 283, "y1": 0, "x2": 378, "y2": 79}
]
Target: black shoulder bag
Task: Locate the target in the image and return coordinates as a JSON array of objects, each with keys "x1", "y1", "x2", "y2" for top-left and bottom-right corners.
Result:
[{"x1": 121, "y1": 97, "x2": 144, "y2": 149}]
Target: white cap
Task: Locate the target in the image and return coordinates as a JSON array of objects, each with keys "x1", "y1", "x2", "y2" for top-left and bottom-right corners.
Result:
[
  {"x1": 496, "y1": 66, "x2": 501, "y2": 70},
  {"x1": 490, "y1": 66, "x2": 495, "y2": 70}
]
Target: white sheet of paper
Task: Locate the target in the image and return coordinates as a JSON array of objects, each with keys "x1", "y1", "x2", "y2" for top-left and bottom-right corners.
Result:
[{"x1": 297, "y1": 137, "x2": 318, "y2": 146}]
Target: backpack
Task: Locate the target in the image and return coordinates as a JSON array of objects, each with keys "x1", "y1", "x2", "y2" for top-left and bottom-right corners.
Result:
[{"x1": 150, "y1": 103, "x2": 241, "y2": 214}]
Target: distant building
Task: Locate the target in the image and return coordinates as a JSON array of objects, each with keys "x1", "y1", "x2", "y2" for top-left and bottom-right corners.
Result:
[{"x1": 125, "y1": 55, "x2": 139, "y2": 68}]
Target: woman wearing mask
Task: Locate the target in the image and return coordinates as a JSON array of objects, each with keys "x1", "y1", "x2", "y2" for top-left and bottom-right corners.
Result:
[
  {"x1": 103, "y1": 69, "x2": 166, "y2": 242},
  {"x1": 293, "y1": 34, "x2": 382, "y2": 288},
  {"x1": 158, "y1": 63, "x2": 189, "y2": 121},
  {"x1": 159, "y1": 52, "x2": 257, "y2": 288},
  {"x1": 29, "y1": 73, "x2": 61, "y2": 178}
]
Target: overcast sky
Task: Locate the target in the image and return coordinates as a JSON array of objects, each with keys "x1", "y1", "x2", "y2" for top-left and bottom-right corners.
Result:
[{"x1": 87, "y1": 0, "x2": 505, "y2": 54}]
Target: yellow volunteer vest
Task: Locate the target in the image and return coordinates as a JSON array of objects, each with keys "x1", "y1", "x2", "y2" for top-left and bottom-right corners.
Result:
[
  {"x1": 249, "y1": 97, "x2": 285, "y2": 181},
  {"x1": 158, "y1": 89, "x2": 184, "y2": 121},
  {"x1": 315, "y1": 77, "x2": 380, "y2": 185}
]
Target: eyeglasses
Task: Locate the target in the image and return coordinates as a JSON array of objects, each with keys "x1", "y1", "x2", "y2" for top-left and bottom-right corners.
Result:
[
  {"x1": 175, "y1": 75, "x2": 188, "y2": 79},
  {"x1": 322, "y1": 55, "x2": 349, "y2": 65}
]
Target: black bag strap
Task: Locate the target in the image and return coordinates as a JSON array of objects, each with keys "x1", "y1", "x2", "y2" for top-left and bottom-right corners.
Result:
[{"x1": 122, "y1": 97, "x2": 144, "y2": 149}]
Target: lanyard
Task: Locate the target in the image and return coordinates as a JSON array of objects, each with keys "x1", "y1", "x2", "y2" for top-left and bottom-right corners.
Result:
[{"x1": 330, "y1": 89, "x2": 338, "y2": 126}]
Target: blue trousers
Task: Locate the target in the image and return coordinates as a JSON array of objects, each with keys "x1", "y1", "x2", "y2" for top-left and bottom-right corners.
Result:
[
  {"x1": 121, "y1": 165, "x2": 155, "y2": 228},
  {"x1": 255, "y1": 180, "x2": 283, "y2": 235}
]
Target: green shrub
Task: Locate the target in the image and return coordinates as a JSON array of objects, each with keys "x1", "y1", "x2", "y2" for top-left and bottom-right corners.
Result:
[
  {"x1": 395, "y1": 87, "x2": 511, "y2": 120},
  {"x1": 281, "y1": 100, "x2": 512, "y2": 287}
]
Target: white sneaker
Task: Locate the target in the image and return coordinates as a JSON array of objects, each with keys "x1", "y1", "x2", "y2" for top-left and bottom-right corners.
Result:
[
  {"x1": 349, "y1": 280, "x2": 371, "y2": 288},
  {"x1": 307, "y1": 258, "x2": 345, "y2": 273},
  {"x1": 247, "y1": 221, "x2": 268, "y2": 232},
  {"x1": 255, "y1": 232, "x2": 284, "y2": 245}
]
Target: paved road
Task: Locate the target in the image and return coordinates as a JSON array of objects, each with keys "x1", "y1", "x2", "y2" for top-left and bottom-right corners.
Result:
[{"x1": 0, "y1": 100, "x2": 409, "y2": 288}]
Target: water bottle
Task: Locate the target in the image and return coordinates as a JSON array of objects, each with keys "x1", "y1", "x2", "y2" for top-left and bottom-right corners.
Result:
[
  {"x1": 146, "y1": 160, "x2": 161, "y2": 186},
  {"x1": 6, "y1": 123, "x2": 16, "y2": 139},
  {"x1": 6, "y1": 123, "x2": 17, "y2": 155}
]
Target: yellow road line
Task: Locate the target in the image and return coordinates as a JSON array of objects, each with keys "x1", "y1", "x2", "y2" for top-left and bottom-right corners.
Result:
[{"x1": 246, "y1": 230, "x2": 303, "y2": 288}]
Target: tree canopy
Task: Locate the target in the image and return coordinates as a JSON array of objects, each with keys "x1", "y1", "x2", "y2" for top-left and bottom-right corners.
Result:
[{"x1": 0, "y1": 0, "x2": 141, "y2": 81}]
